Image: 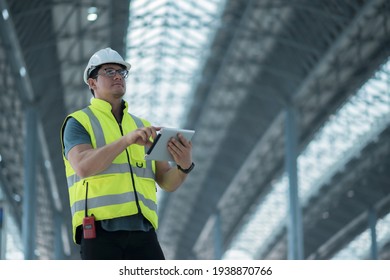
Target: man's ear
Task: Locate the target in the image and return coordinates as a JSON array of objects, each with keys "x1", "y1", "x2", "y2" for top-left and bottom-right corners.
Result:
[{"x1": 88, "y1": 78, "x2": 97, "y2": 91}]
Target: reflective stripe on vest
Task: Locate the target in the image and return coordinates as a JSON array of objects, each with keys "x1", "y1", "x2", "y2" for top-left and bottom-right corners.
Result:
[
  {"x1": 67, "y1": 162, "x2": 155, "y2": 187},
  {"x1": 71, "y1": 190, "x2": 157, "y2": 216},
  {"x1": 82, "y1": 107, "x2": 105, "y2": 148}
]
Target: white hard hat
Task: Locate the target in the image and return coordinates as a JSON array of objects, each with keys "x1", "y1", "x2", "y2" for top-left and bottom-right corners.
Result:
[{"x1": 83, "y1": 47, "x2": 131, "y2": 84}]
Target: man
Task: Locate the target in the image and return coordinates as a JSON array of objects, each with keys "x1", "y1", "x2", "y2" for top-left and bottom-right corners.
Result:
[{"x1": 60, "y1": 47, "x2": 194, "y2": 259}]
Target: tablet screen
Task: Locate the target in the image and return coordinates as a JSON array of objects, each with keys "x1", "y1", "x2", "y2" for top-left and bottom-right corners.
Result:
[{"x1": 145, "y1": 127, "x2": 195, "y2": 161}]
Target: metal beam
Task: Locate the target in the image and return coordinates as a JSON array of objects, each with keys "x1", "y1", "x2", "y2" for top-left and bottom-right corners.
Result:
[
  {"x1": 22, "y1": 107, "x2": 38, "y2": 259},
  {"x1": 214, "y1": 211, "x2": 222, "y2": 260},
  {"x1": 368, "y1": 206, "x2": 378, "y2": 260},
  {"x1": 0, "y1": 199, "x2": 4, "y2": 259},
  {"x1": 285, "y1": 105, "x2": 304, "y2": 259}
]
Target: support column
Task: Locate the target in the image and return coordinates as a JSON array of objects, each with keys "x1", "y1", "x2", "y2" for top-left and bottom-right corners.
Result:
[
  {"x1": 285, "y1": 106, "x2": 304, "y2": 259},
  {"x1": 54, "y1": 211, "x2": 64, "y2": 259},
  {"x1": 368, "y1": 207, "x2": 378, "y2": 260},
  {"x1": 23, "y1": 106, "x2": 37, "y2": 260},
  {"x1": 214, "y1": 211, "x2": 222, "y2": 260},
  {"x1": 0, "y1": 199, "x2": 4, "y2": 259}
]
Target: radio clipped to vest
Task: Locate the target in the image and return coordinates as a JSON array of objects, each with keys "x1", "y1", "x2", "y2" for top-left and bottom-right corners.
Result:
[{"x1": 82, "y1": 182, "x2": 96, "y2": 239}]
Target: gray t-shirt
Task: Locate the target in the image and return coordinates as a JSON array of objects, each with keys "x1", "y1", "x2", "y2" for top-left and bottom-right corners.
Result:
[{"x1": 63, "y1": 117, "x2": 153, "y2": 232}]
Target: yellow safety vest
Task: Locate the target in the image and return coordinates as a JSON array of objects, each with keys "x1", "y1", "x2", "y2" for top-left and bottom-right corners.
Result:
[{"x1": 60, "y1": 98, "x2": 158, "y2": 244}]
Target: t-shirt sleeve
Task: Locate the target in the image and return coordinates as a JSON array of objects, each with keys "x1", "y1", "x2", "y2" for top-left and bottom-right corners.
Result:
[{"x1": 63, "y1": 117, "x2": 91, "y2": 159}]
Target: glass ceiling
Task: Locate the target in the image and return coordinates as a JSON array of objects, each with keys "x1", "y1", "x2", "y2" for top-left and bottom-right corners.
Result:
[
  {"x1": 223, "y1": 57, "x2": 390, "y2": 260},
  {"x1": 125, "y1": 0, "x2": 225, "y2": 128}
]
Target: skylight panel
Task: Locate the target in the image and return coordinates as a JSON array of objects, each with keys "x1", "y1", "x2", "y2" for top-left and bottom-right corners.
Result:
[{"x1": 126, "y1": 0, "x2": 226, "y2": 128}]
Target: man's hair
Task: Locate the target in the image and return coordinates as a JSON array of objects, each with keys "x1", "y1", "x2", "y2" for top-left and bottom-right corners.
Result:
[{"x1": 88, "y1": 66, "x2": 101, "y2": 96}]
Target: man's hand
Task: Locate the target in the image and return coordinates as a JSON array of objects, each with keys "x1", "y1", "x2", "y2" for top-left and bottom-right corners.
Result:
[
  {"x1": 167, "y1": 133, "x2": 193, "y2": 169},
  {"x1": 125, "y1": 126, "x2": 161, "y2": 147},
  {"x1": 154, "y1": 133, "x2": 193, "y2": 192}
]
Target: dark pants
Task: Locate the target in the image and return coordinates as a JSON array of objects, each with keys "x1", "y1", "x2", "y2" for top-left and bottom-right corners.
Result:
[{"x1": 80, "y1": 222, "x2": 165, "y2": 260}]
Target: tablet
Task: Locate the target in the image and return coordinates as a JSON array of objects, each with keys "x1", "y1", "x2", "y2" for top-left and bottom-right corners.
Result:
[{"x1": 145, "y1": 127, "x2": 195, "y2": 161}]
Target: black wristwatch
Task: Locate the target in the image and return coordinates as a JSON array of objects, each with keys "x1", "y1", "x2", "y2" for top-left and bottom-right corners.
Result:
[{"x1": 177, "y1": 162, "x2": 195, "y2": 174}]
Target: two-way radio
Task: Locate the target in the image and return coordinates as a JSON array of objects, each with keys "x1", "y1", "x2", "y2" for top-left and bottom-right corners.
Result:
[{"x1": 82, "y1": 182, "x2": 96, "y2": 239}]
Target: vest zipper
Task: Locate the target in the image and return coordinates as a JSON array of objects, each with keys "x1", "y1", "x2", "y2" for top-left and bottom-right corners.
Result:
[{"x1": 117, "y1": 121, "x2": 142, "y2": 214}]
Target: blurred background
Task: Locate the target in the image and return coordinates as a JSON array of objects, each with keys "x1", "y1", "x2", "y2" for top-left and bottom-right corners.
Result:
[{"x1": 0, "y1": 0, "x2": 390, "y2": 260}]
